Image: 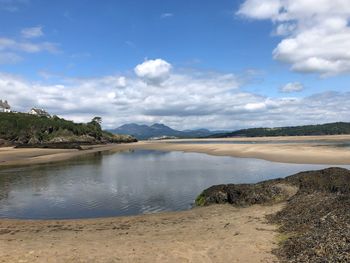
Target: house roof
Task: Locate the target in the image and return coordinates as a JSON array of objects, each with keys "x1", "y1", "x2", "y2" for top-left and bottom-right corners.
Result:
[
  {"x1": 0, "y1": 100, "x2": 10, "y2": 109},
  {"x1": 31, "y1": 108, "x2": 49, "y2": 115}
]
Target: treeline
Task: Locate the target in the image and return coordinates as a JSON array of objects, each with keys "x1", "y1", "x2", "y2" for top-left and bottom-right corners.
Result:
[
  {"x1": 0, "y1": 112, "x2": 136, "y2": 145},
  {"x1": 210, "y1": 122, "x2": 350, "y2": 138}
]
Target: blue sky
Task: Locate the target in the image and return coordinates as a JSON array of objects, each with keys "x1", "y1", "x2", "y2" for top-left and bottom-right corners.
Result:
[
  {"x1": 1, "y1": 1, "x2": 274, "y2": 75},
  {"x1": 0, "y1": 0, "x2": 350, "y2": 129}
]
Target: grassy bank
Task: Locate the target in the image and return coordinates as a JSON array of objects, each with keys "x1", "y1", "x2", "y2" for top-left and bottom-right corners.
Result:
[{"x1": 0, "y1": 112, "x2": 136, "y2": 147}]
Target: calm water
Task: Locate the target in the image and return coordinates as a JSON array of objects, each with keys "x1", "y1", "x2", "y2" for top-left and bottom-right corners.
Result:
[{"x1": 0, "y1": 149, "x2": 349, "y2": 219}]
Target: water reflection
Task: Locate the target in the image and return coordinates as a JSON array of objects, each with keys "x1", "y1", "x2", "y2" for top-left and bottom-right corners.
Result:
[{"x1": 0, "y1": 150, "x2": 349, "y2": 219}]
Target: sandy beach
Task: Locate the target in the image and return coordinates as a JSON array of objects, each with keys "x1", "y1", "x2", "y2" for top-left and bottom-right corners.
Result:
[
  {"x1": 1, "y1": 135, "x2": 350, "y2": 167},
  {"x1": 132, "y1": 137, "x2": 350, "y2": 165},
  {"x1": 0, "y1": 204, "x2": 281, "y2": 263}
]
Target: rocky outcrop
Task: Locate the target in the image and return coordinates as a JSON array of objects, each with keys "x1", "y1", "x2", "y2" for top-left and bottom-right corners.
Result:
[
  {"x1": 196, "y1": 167, "x2": 350, "y2": 262},
  {"x1": 195, "y1": 180, "x2": 297, "y2": 207},
  {"x1": 48, "y1": 135, "x2": 97, "y2": 144},
  {"x1": 270, "y1": 168, "x2": 350, "y2": 263}
]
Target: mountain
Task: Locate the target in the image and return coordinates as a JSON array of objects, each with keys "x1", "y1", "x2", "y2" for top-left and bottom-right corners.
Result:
[
  {"x1": 209, "y1": 122, "x2": 350, "y2": 138},
  {"x1": 108, "y1": 121, "x2": 350, "y2": 140},
  {"x1": 108, "y1": 123, "x2": 222, "y2": 140}
]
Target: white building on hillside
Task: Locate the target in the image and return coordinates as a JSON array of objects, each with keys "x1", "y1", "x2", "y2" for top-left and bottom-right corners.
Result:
[
  {"x1": 0, "y1": 100, "x2": 11, "y2": 113},
  {"x1": 29, "y1": 108, "x2": 50, "y2": 117}
]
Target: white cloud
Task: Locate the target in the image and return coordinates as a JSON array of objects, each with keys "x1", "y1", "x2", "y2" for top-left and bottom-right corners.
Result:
[
  {"x1": 0, "y1": 32, "x2": 59, "y2": 64},
  {"x1": 134, "y1": 59, "x2": 172, "y2": 84},
  {"x1": 0, "y1": 27, "x2": 58, "y2": 60},
  {"x1": 238, "y1": 0, "x2": 350, "y2": 76},
  {"x1": 0, "y1": 37, "x2": 59, "y2": 53},
  {"x1": 160, "y1": 13, "x2": 173, "y2": 19},
  {"x1": 244, "y1": 102, "x2": 266, "y2": 111},
  {"x1": 280, "y1": 82, "x2": 304, "y2": 93},
  {"x1": 0, "y1": 60, "x2": 349, "y2": 130},
  {"x1": 274, "y1": 23, "x2": 296, "y2": 36},
  {"x1": 21, "y1": 26, "x2": 44, "y2": 38},
  {"x1": 116, "y1": 76, "x2": 126, "y2": 88},
  {"x1": 237, "y1": 0, "x2": 281, "y2": 20}
]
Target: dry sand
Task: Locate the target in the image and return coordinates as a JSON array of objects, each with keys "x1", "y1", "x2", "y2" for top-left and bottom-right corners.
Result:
[{"x1": 0, "y1": 204, "x2": 281, "y2": 263}]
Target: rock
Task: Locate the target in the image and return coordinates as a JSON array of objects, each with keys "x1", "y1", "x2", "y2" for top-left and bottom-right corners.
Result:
[
  {"x1": 196, "y1": 167, "x2": 350, "y2": 262},
  {"x1": 196, "y1": 180, "x2": 294, "y2": 207}
]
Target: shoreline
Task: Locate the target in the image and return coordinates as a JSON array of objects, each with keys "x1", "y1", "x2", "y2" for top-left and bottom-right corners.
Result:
[
  {"x1": 131, "y1": 142, "x2": 350, "y2": 165},
  {"x1": 0, "y1": 143, "x2": 139, "y2": 168},
  {"x1": 1, "y1": 135, "x2": 350, "y2": 167},
  {"x1": 0, "y1": 204, "x2": 281, "y2": 263}
]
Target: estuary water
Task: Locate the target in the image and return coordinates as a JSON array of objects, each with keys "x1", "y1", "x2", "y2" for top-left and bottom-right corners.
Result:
[{"x1": 0, "y1": 149, "x2": 349, "y2": 219}]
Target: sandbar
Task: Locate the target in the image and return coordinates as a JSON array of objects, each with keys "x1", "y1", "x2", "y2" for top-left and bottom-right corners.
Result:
[{"x1": 2, "y1": 135, "x2": 350, "y2": 166}]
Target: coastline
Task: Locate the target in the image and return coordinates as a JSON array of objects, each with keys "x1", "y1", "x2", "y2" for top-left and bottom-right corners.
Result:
[{"x1": 1, "y1": 135, "x2": 350, "y2": 167}]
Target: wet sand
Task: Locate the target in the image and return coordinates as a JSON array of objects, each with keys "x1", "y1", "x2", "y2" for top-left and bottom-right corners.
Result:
[
  {"x1": 1, "y1": 135, "x2": 350, "y2": 167},
  {"x1": 0, "y1": 204, "x2": 281, "y2": 263},
  {"x1": 0, "y1": 143, "x2": 138, "y2": 167}
]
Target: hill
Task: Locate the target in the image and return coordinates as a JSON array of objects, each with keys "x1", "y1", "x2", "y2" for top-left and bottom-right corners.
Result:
[
  {"x1": 209, "y1": 122, "x2": 350, "y2": 138},
  {"x1": 0, "y1": 112, "x2": 136, "y2": 147},
  {"x1": 108, "y1": 123, "x2": 222, "y2": 140}
]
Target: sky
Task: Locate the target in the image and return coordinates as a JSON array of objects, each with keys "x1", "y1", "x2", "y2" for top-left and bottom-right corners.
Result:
[{"x1": 0, "y1": 0, "x2": 350, "y2": 130}]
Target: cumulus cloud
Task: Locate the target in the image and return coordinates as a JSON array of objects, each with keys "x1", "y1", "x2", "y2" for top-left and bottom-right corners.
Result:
[
  {"x1": 237, "y1": 0, "x2": 281, "y2": 20},
  {"x1": 21, "y1": 26, "x2": 44, "y2": 38},
  {"x1": 280, "y1": 82, "x2": 304, "y2": 93},
  {"x1": 0, "y1": 60, "x2": 349, "y2": 130},
  {"x1": 238, "y1": 0, "x2": 350, "y2": 76},
  {"x1": 134, "y1": 59, "x2": 172, "y2": 84}
]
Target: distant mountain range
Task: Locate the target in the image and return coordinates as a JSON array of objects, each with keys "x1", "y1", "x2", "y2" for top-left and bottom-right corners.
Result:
[
  {"x1": 109, "y1": 122, "x2": 350, "y2": 140},
  {"x1": 108, "y1": 123, "x2": 226, "y2": 140}
]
